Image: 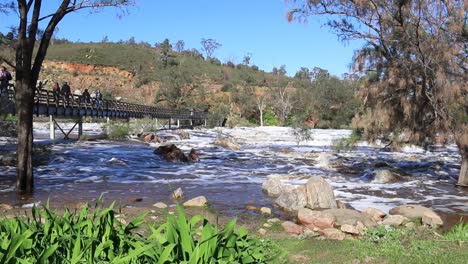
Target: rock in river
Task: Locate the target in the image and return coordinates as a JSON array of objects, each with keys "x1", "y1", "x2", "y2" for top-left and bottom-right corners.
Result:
[{"x1": 154, "y1": 144, "x2": 199, "y2": 162}]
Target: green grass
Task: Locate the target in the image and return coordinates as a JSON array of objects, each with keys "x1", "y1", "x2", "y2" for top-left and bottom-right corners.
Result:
[{"x1": 267, "y1": 225, "x2": 468, "y2": 264}]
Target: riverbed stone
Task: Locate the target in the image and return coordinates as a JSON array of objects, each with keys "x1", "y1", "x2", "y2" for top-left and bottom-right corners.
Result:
[
  {"x1": 129, "y1": 197, "x2": 143, "y2": 203},
  {"x1": 153, "y1": 202, "x2": 168, "y2": 209},
  {"x1": 172, "y1": 188, "x2": 184, "y2": 199},
  {"x1": 260, "y1": 207, "x2": 272, "y2": 215},
  {"x1": 382, "y1": 215, "x2": 408, "y2": 226},
  {"x1": 321, "y1": 228, "x2": 346, "y2": 240},
  {"x1": 267, "y1": 218, "x2": 281, "y2": 223},
  {"x1": 389, "y1": 205, "x2": 443, "y2": 227},
  {"x1": 183, "y1": 196, "x2": 208, "y2": 207},
  {"x1": 143, "y1": 133, "x2": 155, "y2": 143},
  {"x1": 214, "y1": 137, "x2": 240, "y2": 151},
  {"x1": 246, "y1": 205, "x2": 257, "y2": 211},
  {"x1": 262, "y1": 174, "x2": 294, "y2": 197},
  {"x1": 282, "y1": 221, "x2": 304, "y2": 235},
  {"x1": 258, "y1": 228, "x2": 267, "y2": 235},
  {"x1": 340, "y1": 224, "x2": 360, "y2": 235},
  {"x1": 274, "y1": 185, "x2": 307, "y2": 212},
  {"x1": 297, "y1": 208, "x2": 335, "y2": 230},
  {"x1": 304, "y1": 176, "x2": 337, "y2": 209},
  {"x1": 372, "y1": 169, "x2": 402, "y2": 183},
  {"x1": 322, "y1": 208, "x2": 377, "y2": 228},
  {"x1": 363, "y1": 207, "x2": 386, "y2": 221},
  {"x1": 0, "y1": 204, "x2": 13, "y2": 210}
]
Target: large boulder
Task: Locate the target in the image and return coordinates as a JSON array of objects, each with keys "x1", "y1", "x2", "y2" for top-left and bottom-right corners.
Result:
[
  {"x1": 322, "y1": 208, "x2": 378, "y2": 228},
  {"x1": 262, "y1": 175, "x2": 294, "y2": 197},
  {"x1": 274, "y1": 186, "x2": 308, "y2": 212},
  {"x1": 297, "y1": 208, "x2": 335, "y2": 230},
  {"x1": 321, "y1": 228, "x2": 345, "y2": 240},
  {"x1": 304, "y1": 176, "x2": 337, "y2": 209},
  {"x1": 389, "y1": 204, "x2": 443, "y2": 227}
]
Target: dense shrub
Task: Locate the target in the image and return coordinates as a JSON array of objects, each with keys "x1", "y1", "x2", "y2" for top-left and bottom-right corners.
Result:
[{"x1": 0, "y1": 201, "x2": 267, "y2": 263}]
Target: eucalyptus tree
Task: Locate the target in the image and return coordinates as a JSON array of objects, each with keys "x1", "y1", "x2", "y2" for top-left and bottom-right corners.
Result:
[
  {"x1": 200, "y1": 38, "x2": 221, "y2": 59},
  {"x1": 0, "y1": 0, "x2": 134, "y2": 194},
  {"x1": 287, "y1": 0, "x2": 467, "y2": 186}
]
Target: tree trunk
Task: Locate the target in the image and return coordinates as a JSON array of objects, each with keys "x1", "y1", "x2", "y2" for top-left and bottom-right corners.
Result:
[
  {"x1": 259, "y1": 109, "x2": 264, "y2": 127},
  {"x1": 16, "y1": 81, "x2": 35, "y2": 193},
  {"x1": 458, "y1": 155, "x2": 468, "y2": 187}
]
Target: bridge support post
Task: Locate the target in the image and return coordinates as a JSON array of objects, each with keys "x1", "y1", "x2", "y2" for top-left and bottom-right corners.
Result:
[
  {"x1": 78, "y1": 116, "x2": 83, "y2": 139},
  {"x1": 169, "y1": 118, "x2": 172, "y2": 129},
  {"x1": 204, "y1": 119, "x2": 207, "y2": 127},
  {"x1": 190, "y1": 119, "x2": 193, "y2": 126},
  {"x1": 177, "y1": 119, "x2": 180, "y2": 128},
  {"x1": 155, "y1": 118, "x2": 158, "y2": 129},
  {"x1": 49, "y1": 115, "x2": 55, "y2": 140}
]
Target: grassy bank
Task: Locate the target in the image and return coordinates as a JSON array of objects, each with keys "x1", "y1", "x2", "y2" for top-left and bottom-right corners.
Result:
[
  {"x1": 269, "y1": 225, "x2": 467, "y2": 263},
  {"x1": 1, "y1": 200, "x2": 466, "y2": 263}
]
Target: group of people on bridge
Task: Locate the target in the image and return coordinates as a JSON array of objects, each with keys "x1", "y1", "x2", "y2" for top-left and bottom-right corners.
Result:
[
  {"x1": 45, "y1": 81, "x2": 104, "y2": 107},
  {"x1": 1, "y1": 66, "x2": 105, "y2": 109}
]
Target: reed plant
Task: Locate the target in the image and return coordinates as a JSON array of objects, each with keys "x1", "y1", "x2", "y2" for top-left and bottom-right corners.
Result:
[{"x1": 0, "y1": 199, "x2": 266, "y2": 263}]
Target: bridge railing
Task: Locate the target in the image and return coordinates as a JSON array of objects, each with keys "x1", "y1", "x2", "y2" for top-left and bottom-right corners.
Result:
[{"x1": 3, "y1": 86, "x2": 208, "y2": 120}]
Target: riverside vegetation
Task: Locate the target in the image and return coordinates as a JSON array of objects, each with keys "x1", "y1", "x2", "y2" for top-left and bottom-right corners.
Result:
[{"x1": 0, "y1": 200, "x2": 466, "y2": 263}]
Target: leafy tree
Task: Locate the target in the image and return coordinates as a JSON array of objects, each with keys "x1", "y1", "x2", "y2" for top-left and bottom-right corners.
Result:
[
  {"x1": 200, "y1": 38, "x2": 221, "y2": 59},
  {"x1": 101, "y1": 35, "x2": 109, "y2": 43},
  {"x1": 155, "y1": 65, "x2": 202, "y2": 109},
  {"x1": 156, "y1": 38, "x2": 173, "y2": 68},
  {"x1": 0, "y1": 0, "x2": 134, "y2": 194},
  {"x1": 174, "y1": 40, "x2": 185, "y2": 53},
  {"x1": 242, "y1": 53, "x2": 251, "y2": 66},
  {"x1": 287, "y1": 0, "x2": 468, "y2": 185},
  {"x1": 294, "y1": 67, "x2": 311, "y2": 80},
  {"x1": 127, "y1": 36, "x2": 136, "y2": 46}
]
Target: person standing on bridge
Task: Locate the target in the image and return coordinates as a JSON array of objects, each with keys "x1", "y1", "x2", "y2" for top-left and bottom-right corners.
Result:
[
  {"x1": 95, "y1": 89, "x2": 103, "y2": 108},
  {"x1": 61, "y1": 81, "x2": 71, "y2": 105},
  {"x1": 52, "y1": 82, "x2": 61, "y2": 103},
  {"x1": 82, "y1": 89, "x2": 91, "y2": 104},
  {"x1": 0, "y1": 66, "x2": 12, "y2": 96}
]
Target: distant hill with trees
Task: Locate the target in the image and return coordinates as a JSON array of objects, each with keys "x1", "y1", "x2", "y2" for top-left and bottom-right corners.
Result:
[{"x1": 2, "y1": 34, "x2": 361, "y2": 129}]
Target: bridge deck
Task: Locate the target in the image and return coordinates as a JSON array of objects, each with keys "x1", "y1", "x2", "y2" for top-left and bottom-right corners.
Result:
[{"x1": 1, "y1": 87, "x2": 208, "y2": 121}]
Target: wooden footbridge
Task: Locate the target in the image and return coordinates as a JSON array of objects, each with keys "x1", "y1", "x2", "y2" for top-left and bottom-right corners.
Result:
[{"x1": 1, "y1": 87, "x2": 208, "y2": 139}]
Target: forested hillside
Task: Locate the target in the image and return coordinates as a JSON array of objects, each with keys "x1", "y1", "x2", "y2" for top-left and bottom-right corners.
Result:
[{"x1": 2, "y1": 35, "x2": 361, "y2": 128}]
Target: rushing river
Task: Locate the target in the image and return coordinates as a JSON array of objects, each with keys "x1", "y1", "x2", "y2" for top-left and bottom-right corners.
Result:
[{"x1": 0, "y1": 125, "x2": 467, "y2": 217}]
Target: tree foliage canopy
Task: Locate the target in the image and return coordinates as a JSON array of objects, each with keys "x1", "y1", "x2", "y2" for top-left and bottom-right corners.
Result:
[{"x1": 287, "y1": 0, "x2": 468, "y2": 185}]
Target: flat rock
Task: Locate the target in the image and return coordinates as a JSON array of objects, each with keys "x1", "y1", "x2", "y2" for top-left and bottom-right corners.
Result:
[
  {"x1": 321, "y1": 228, "x2": 345, "y2": 240},
  {"x1": 183, "y1": 196, "x2": 208, "y2": 207},
  {"x1": 152, "y1": 202, "x2": 168, "y2": 209},
  {"x1": 340, "y1": 224, "x2": 360, "y2": 235},
  {"x1": 363, "y1": 207, "x2": 386, "y2": 221},
  {"x1": 0, "y1": 204, "x2": 13, "y2": 210},
  {"x1": 389, "y1": 204, "x2": 443, "y2": 227},
  {"x1": 322, "y1": 208, "x2": 377, "y2": 228},
  {"x1": 282, "y1": 221, "x2": 304, "y2": 235},
  {"x1": 382, "y1": 215, "x2": 408, "y2": 226}
]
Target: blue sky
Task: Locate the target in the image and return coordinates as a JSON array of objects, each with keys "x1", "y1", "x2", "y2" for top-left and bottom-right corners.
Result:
[{"x1": 2, "y1": 0, "x2": 363, "y2": 77}]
